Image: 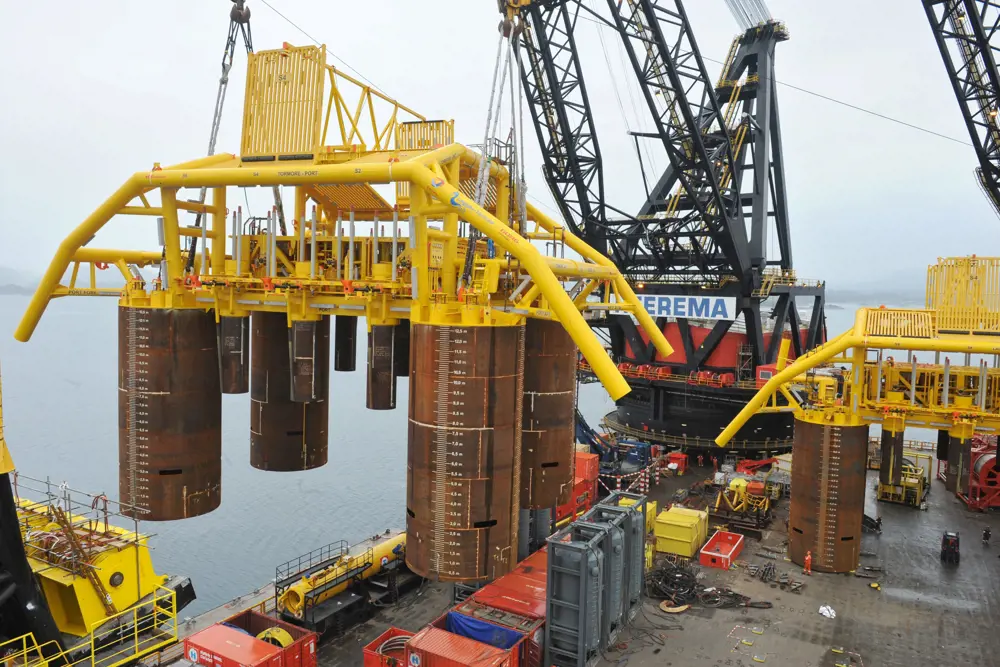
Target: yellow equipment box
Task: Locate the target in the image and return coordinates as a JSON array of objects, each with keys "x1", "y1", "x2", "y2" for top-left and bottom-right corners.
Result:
[{"x1": 654, "y1": 507, "x2": 709, "y2": 557}]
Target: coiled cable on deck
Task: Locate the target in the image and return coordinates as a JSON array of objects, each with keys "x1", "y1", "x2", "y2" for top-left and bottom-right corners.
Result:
[
  {"x1": 377, "y1": 635, "x2": 410, "y2": 656},
  {"x1": 645, "y1": 560, "x2": 772, "y2": 609}
]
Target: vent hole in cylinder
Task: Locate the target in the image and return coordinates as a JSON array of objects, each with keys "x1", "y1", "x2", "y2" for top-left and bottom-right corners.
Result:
[
  {"x1": 406, "y1": 508, "x2": 415, "y2": 518},
  {"x1": 541, "y1": 462, "x2": 559, "y2": 469},
  {"x1": 473, "y1": 519, "x2": 498, "y2": 529},
  {"x1": 158, "y1": 469, "x2": 183, "y2": 476},
  {"x1": 792, "y1": 527, "x2": 803, "y2": 534}
]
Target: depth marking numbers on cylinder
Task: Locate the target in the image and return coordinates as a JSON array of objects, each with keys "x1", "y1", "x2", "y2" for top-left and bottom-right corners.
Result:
[
  {"x1": 124, "y1": 307, "x2": 151, "y2": 515},
  {"x1": 820, "y1": 429, "x2": 842, "y2": 570},
  {"x1": 430, "y1": 326, "x2": 477, "y2": 579}
]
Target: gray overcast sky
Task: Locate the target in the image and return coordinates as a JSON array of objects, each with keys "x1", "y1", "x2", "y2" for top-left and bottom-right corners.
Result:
[{"x1": 1, "y1": 0, "x2": 997, "y2": 292}]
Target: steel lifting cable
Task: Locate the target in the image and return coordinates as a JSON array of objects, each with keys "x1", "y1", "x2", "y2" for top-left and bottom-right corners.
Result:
[
  {"x1": 464, "y1": 28, "x2": 514, "y2": 289},
  {"x1": 473, "y1": 31, "x2": 510, "y2": 208},
  {"x1": 512, "y1": 31, "x2": 529, "y2": 233}
]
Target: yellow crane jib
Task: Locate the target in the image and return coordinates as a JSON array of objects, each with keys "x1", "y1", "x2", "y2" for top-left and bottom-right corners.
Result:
[{"x1": 715, "y1": 272, "x2": 1000, "y2": 447}]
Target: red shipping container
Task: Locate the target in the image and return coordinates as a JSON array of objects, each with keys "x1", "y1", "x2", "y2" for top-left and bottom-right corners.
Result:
[
  {"x1": 362, "y1": 627, "x2": 415, "y2": 667},
  {"x1": 471, "y1": 550, "x2": 547, "y2": 620},
  {"x1": 185, "y1": 609, "x2": 317, "y2": 667},
  {"x1": 667, "y1": 452, "x2": 688, "y2": 475},
  {"x1": 184, "y1": 625, "x2": 281, "y2": 667},
  {"x1": 405, "y1": 626, "x2": 511, "y2": 667},
  {"x1": 699, "y1": 530, "x2": 744, "y2": 569},
  {"x1": 575, "y1": 452, "x2": 599, "y2": 482},
  {"x1": 556, "y1": 478, "x2": 591, "y2": 523}
]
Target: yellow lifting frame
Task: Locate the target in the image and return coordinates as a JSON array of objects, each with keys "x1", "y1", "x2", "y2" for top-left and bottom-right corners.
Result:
[
  {"x1": 14, "y1": 144, "x2": 672, "y2": 402},
  {"x1": 715, "y1": 306, "x2": 1000, "y2": 446}
]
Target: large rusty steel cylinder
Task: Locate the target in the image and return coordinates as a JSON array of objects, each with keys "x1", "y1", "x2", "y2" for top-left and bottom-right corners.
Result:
[
  {"x1": 946, "y1": 434, "x2": 971, "y2": 493},
  {"x1": 366, "y1": 325, "x2": 397, "y2": 410},
  {"x1": 521, "y1": 319, "x2": 577, "y2": 509},
  {"x1": 290, "y1": 319, "x2": 329, "y2": 403},
  {"x1": 250, "y1": 312, "x2": 329, "y2": 472},
  {"x1": 406, "y1": 323, "x2": 524, "y2": 582},
  {"x1": 878, "y1": 428, "x2": 904, "y2": 485},
  {"x1": 936, "y1": 429, "x2": 949, "y2": 462},
  {"x1": 334, "y1": 315, "x2": 358, "y2": 372},
  {"x1": 788, "y1": 420, "x2": 868, "y2": 573},
  {"x1": 218, "y1": 316, "x2": 250, "y2": 394},
  {"x1": 118, "y1": 307, "x2": 221, "y2": 520},
  {"x1": 393, "y1": 320, "x2": 411, "y2": 378}
]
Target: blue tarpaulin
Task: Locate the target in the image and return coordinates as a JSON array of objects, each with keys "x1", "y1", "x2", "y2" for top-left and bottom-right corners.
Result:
[{"x1": 445, "y1": 612, "x2": 523, "y2": 650}]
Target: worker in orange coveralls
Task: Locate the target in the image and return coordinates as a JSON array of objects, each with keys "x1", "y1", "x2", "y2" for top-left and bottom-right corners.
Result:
[
  {"x1": 697, "y1": 454, "x2": 704, "y2": 467},
  {"x1": 804, "y1": 550, "x2": 813, "y2": 576}
]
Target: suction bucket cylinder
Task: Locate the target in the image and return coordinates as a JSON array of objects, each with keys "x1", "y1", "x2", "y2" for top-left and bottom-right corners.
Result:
[
  {"x1": 367, "y1": 325, "x2": 397, "y2": 410},
  {"x1": 250, "y1": 312, "x2": 329, "y2": 471},
  {"x1": 218, "y1": 316, "x2": 250, "y2": 394},
  {"x1": 393, "y1": 320, "x2": 411, "y2": 378},
  {"x1": 334, "y1": 315, "x2": 358, "y2": 372},
  {"x1": 118, "y1": 307, "x2": 222, "y2": 520},
  {"x1": 406, "y1": 323, "x2": 525, "y2": 582},
  {"x1": 290, "y1": 319, "x2": 329, "y2": 403}
]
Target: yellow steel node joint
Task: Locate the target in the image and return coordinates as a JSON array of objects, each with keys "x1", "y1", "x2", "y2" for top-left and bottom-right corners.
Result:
[
  {"x1": 13, "y1": 143, "x2": 664, "y2": 401},
  {"x1": 14, "y1": 44, "x2": 674, "y2": 402},
  {"x1": 716, "y1": 292, "x2": 1000, "y2": 446}
]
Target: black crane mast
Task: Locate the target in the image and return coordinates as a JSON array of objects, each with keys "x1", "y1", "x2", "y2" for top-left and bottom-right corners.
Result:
[{"x1": 922, "y1": 0, "x2": 1000, "y2": 217}]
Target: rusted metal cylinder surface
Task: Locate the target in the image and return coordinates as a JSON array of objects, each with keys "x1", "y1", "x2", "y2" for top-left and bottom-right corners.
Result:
[
  {"x1": 946, "y1": 435, "x2": 970, "y2": 493},
  {"x1": 290, "y1": 319, "x2": 329, "y2": 403},
  {"x1": 406, "y1": 323, "x2": 524, "y2": 582},
  {"x1": 879, "y1": 429, "x2": 904, "y2": 485},
  {"x1": 521, "y1": 319, "x2": 577, "y2": 509},
  {"x1": 788, "y1": 420, "x2": 867, "y2": 573},
  {"x1": 936, "y1": 429, "x2": 949, "y2": 461},
  {"x1": 334, "y1": 315, "x2": 357, "y2": 372},
  {"x1": 366, "y1": 325, "x2": 397, "y2": 410},
  {"x1": 393, "y1": 320, "x2": 411, "y2": 378},
  {"x1": 250, "y1": 312, "x2": 329, "y2": 471},
  {"x1": 218, "y1": 316, "x2": 250, "y2": 394},
  {"x1": 118, "y1": 307, "x2": 221, "y2": 520},
  {"x1": 957, "y1": 437, "x2": 973, "y2": 496}
]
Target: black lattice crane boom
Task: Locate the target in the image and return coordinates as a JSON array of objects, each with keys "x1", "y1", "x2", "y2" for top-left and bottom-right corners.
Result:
[
  {"x1": 502, "y1": 0, "x2": 827, "y2": 454},
  {"x1": 923, "y1": 0, "x2": 1000, "y2": 218},
  {"x1": 513, "y1": 1, "x2": 619, "y2": 262},
  {"x1": 606, "y1": 0, "x2": 749, "y2": 285}
]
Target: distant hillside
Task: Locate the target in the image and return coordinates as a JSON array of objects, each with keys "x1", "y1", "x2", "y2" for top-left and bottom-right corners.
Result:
[
  {"x1": 825, "y1": 286, "x2": 925, "y2": 308},
  {"x1": 0, "y1": 265, "x2": 153, "y2": 295},
  {"x1": 0, "y1": 284, "x2": 31, "y2": 296}
]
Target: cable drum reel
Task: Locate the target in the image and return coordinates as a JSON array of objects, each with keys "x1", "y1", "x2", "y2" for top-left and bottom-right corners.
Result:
[
  {"x1": 973, "y1": 452, "x2": 1000, "y2": 488},
  {"x1": 256, "y1": 626, "x2": 295, "y2": 648}
]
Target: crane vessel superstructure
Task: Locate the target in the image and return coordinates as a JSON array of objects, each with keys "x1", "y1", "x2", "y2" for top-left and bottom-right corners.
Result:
[{"x1": 503, "y1": 0, "x2": 826, "y2": 453}]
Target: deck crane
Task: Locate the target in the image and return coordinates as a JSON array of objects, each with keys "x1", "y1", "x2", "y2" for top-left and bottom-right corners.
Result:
[
  {"x1": 922, "y1": 0, "x2": 1000, "y2": 218},
  {"x1": 504, "y1": 0, "x2": 826, "y2": 452}
]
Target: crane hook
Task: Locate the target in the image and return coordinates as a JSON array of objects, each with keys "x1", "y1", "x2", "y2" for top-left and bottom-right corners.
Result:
[{"x1": 231, "y1": 0, "x2": 251, "y2": 24}]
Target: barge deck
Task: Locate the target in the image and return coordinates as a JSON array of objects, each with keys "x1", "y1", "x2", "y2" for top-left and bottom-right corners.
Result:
[{"x1": 144, "y1": 464, "x2": 1000, "y2": 667}]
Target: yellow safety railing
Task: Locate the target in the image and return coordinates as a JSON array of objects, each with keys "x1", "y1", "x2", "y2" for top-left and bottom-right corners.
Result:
[
  {"x1": 927, "y1": 256, "x2": 1000, "y2": 333},
  {"x1": 140, "y1": 593, "x2": 276, "y2": 667},
  {"x1": 0, "y1": 586, "x2": 177, "y2": 667}
]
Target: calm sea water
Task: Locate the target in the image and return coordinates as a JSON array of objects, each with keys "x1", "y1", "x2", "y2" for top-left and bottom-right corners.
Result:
[{"x1": 0, "y1": 296, "x2": 931, "y2": 615}]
